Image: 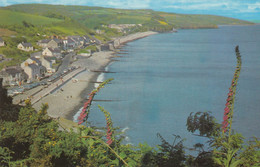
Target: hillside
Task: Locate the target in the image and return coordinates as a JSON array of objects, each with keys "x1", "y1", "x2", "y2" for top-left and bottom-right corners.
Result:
[
  {"x1": 0, "y1": 9, "x2": 62, "y2": 26},
  {"x1": 159, "y1": 13, "x2": 253, "y2": 29},
  {"x1": 3, "y1": 4, "x2": 253, "y2": 30}
]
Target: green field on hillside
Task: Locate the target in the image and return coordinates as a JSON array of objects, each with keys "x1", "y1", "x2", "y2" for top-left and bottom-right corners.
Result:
[
  {"x1": 4, "y1": 4, "x2": 253, "y2": 30},
  {"x1": 0, "y1": 9, "x2": 62, "y2": 26}
]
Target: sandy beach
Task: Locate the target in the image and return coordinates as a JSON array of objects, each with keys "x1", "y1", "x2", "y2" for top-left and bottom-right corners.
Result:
[{"x1": 27, "y1": 31, "x2": 157, "y2": 121}]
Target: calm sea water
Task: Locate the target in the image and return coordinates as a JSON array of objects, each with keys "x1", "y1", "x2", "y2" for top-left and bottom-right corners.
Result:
[{"x1": 80, "y1": 25, "x2": 260, "y2": 147}]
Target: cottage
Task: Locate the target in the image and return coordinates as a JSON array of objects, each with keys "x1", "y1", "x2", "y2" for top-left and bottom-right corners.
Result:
[
  {"x1": 0, "y1": 37, "x2": 5, "y2": 47},
  {"x1": 66, "y1": 36, "x2": 86, "y2": 49},
  {"x1": 21, "y1": 57, "x2": 41, "y2": 68},
  {"x1": 42, "y1": 48, "x2": 62, "y2": 58},
  {"x1": 48, "y1": 38, "x2": 62, "y2": 48},
  {"x1": 21, "y1": 57, "x2": 45, "y2": 79},
  {"x1": 41, "y1": 56, "x2": 56, "y2": 73},
  {"x1": 66, "y1": 38, "x2": 76, "y2": 49},
  {"x1": 23, "y1": 64, "x2": 41, "y2": 81},
  {"x1": 17, "y1": 42, "x2": 34, "y2": 52},
  {"x1": 0, "y1": 66, "x2": 27, "y2": 86},
  {"x1": 37, "y1": 39, "x2": 50, "y2": 48},
  {"x1": 37, "y1": 38, "x2": 62, "y2": 48}
]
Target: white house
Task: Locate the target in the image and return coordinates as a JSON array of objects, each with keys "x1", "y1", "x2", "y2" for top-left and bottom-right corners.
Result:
[
  {"x1": 23, "y1": 64, "x2": 41, "y2": 81},
  {"x1": 17, "y1": 42, "x2": 33, "y2": 52},
  {"x1": 42, "y1": 48, "x2": 62, "y2": 58},
  {"x1": 41, "y1": 56, "x2": 56, "y2": 73},
  {"x1": 37, "y1": 38, "x2": 62, "y2": 48},
  {"x1": 21, "y1": 57, "x2": 45, "y2": 80}
]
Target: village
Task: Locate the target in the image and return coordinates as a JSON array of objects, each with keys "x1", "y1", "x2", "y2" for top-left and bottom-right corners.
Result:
[{"x1": 0, "y1": 31, "x2": 122, "y2": 97}]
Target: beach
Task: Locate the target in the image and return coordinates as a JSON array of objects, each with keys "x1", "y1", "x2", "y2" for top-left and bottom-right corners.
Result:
[{"x1": 30, "y1": 31, "x2": 157, "y2": 120}]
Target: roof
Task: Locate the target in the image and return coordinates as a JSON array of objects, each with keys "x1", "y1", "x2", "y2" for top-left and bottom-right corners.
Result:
[
  {"x1": 1, "y1": 66, "x2": 23, "y2": 75},
  {"x1": 52, "y1": 38, "x2": 62, "y2": 43},
  {"x1": 21, "y1": 42, "x2": 33, "y2": 47},
  {"x1": 28, "y1": 63, "x2": 39, "y2": 70},
  {"x1": 44, "y1": 56, "x2": 56, "y2": 62},
  {"x1": 38, "y1": 39, "x2": 51, "y2": 44},
  {"x1": 30, "y1": 57, "x2": 41, "y2": 65},
  {"x1": 0, "y1": 37, "x2": 3, "y2": 43},
  {"x1": 48, "y1": 47, "x2": 61, "y2": 53}
]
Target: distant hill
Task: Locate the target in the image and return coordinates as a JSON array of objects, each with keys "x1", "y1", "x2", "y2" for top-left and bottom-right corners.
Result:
[
  {"x1": 251, "y1": 20, "x2": 260, "y2": 23},
  {"x1": 3, "y1": 4, "x2": 253, "y2": 30}
]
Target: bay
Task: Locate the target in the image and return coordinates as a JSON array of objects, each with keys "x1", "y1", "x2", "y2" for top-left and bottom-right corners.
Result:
[{"x1": 86, "y1": 25, "x2": 260, "y2": 147}]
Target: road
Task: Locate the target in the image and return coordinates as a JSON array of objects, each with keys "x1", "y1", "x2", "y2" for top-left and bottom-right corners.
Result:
[{"x1": 57, "y1": 52, "x2": 75, "y2": 75}]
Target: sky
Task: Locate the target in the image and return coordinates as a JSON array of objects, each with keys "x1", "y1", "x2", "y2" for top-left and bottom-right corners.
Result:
[{"x1": 0, "y1": 0, "x2": 259, "y2": 21}]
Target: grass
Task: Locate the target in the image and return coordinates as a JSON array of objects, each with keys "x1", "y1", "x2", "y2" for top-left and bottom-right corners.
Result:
[{"x1": 0, "y1": 9, "x2": 62, "y2": 26}]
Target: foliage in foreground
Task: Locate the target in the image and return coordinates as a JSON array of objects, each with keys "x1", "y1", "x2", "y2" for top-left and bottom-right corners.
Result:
[{"x1": 0, "y1": 46, "x2": 259, "y2": 166}]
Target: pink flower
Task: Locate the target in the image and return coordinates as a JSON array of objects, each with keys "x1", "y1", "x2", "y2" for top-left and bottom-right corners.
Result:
[
  {"x1": 78, "y1": 120, "x2": 83, "y2": 125},
  {"x1": 106, "y1": 139, "x2": 113, "y2": 145},
  {"x1": 222, "y1": 121, "x2": 228, "y2": 128},
  {"x1": 224, "y1": 107, "x2": 230, "y2": 112},
  {"x1": 225, "y1": 102, "x2": 230, "y2": 107},
  {"x1": 226, "y1": 97, "x2": 231, "y2": 102},
  {"x1": 223, "y1": 115, "x2": 228, "y2": 121}
]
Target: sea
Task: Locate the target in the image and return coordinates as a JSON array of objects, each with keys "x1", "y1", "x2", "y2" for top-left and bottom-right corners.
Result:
[{"x1": 74, "y1": 25, "x2": 260, "y2": 149}]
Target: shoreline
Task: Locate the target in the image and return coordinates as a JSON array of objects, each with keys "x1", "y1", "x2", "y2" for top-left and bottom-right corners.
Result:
[{"x1": 32, "y1": 31, "x2": 158, "y2": 121}]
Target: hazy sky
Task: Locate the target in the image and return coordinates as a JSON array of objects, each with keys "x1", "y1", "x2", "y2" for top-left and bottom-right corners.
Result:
[{"x1": 0, "y1": 0, "x2": 259, "y2": 20}]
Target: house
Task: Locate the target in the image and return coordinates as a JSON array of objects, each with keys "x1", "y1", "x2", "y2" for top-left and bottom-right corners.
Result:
[
  {"x1": 0, "y1": 66, "x2": 28, "y2": 86},
  {"x1": 17, "y1": 42, "x2": 33, "y2": 52},
  {"x1": 37, "y1": 39, "x2": 50, "y2": 48},
  {"x1": 37, "y1": 38, "x2": 62, "y2": 48},
  {"x1": 21, "y1": 57, "x2": 41, "y2": 68},
  {"x1": 41, "y1": 56, "x2": 56, "y2": 73},
  {"x1": 0, "y1": 37, "x2": 5, "y2": 47},
  {"x1": 23, "y1": 64, "x2": 41, "y2": 81},
  {"x1": 67, "y1": 36, "x2": 85, "y2": 48},
  {"x1": 42, "y1": 47, "x2": 62, "y2": 58},
  {"x1": 21, "y1": 57, "x2": 45, "y2": 79},
  {"x1": 66, "y1": 38, "x2": 76, "y2": 49},
  {"x1": 47, "y1": 38, "x2": 62, "y2": 48}
]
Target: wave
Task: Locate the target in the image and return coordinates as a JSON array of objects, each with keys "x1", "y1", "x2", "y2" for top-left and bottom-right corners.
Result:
[
  {"x1": 95, "y1": 73, "x2": 105, "y2": 88},
  {"x1": 73, "y1": 107, "x2": 83, "y2": 123},
  {"x1": 121, "y1": 126, "x2": 130, "y2": 133}
]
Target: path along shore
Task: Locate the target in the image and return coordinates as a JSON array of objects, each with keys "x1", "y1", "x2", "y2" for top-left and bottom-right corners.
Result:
[{"x1": 18, "y1": 31, "x2": 158, "y2": 121}]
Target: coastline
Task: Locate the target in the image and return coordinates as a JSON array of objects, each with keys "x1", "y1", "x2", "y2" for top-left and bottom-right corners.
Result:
[{"x1": 32, "y1": 31, "x2": 158, "y2": 121}]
